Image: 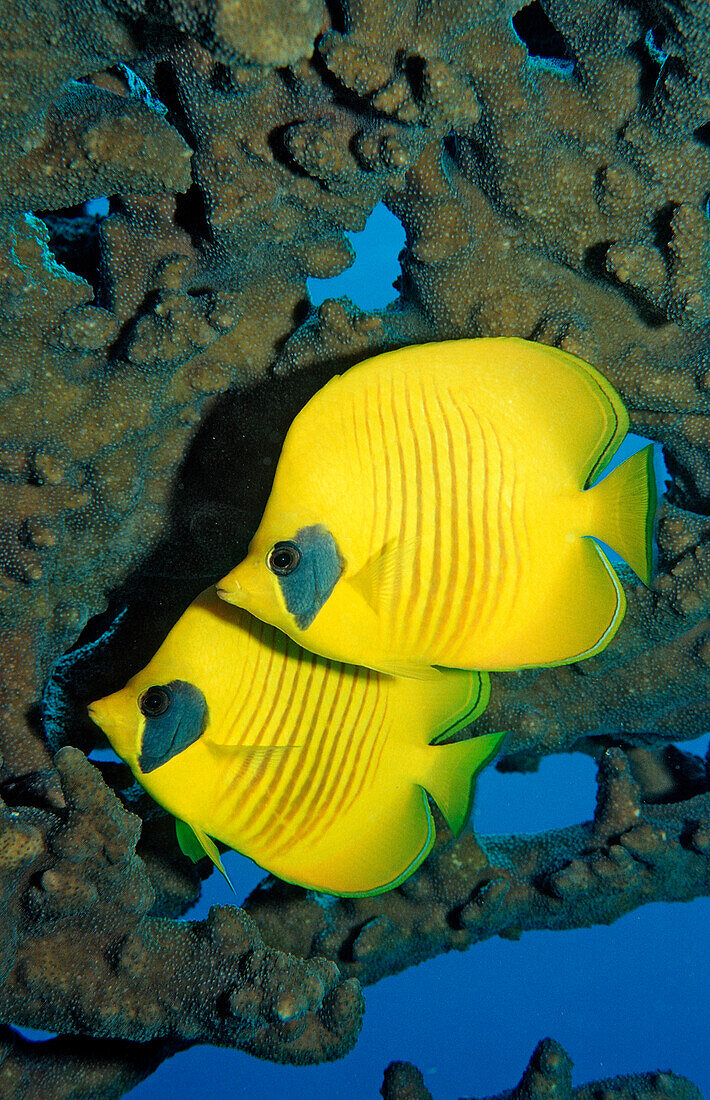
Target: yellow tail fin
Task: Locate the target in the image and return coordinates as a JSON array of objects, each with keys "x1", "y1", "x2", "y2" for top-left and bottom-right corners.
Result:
[
  {"x1": 588, "y1": 444, "x2": 656, "y2": 585},
  {"x1": 419, "y1": 729, "x2": 506, "y2": 836}
]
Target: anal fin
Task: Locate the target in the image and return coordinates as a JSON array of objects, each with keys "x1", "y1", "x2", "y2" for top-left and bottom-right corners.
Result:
[{"x1": 175, "y1": 818, "x2": 234, "y2": 892}]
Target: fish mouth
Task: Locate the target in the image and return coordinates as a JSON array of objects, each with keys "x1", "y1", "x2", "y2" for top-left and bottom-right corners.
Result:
[
  {"x1": 87, "y1": 700, "x2": 109, "y2": 729},
  {"x1": 215, "y1": 582, "x2": 240, "y2": 602}
]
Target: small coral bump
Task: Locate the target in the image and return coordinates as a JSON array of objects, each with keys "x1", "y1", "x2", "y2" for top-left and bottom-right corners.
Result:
[
  {"x1": 618, "y1": 822, "x2": 667, "y2": 859},
  {"x1": 548, "y1": 858, "x2": 592, "y2": 900},
  {"x1": 458, "y1": 876, "x2": 511, "y2": 924},
  {"x1": 319, "y1": 977, "x2": 364, "y2": 1036},
  {"x1": 381, "y1": 1060, "x2": 434, "y2": 1100},
  {"x1": 58, "y1": 306, "x2": 120, "y2": 351},
  {"x1": 317, "y1": 299, "x2": 354, "y2": 336},
  {"x1": 25, "y1": 520, "x2": 57, "y2": 548},
  {"x1": 115, "y1": 930, "x2": 149, "y2": 975},
  {"x1": 517, "y1": 1037, "x2": 573, "y2": 1097},
  {"x1": 607, "y1": 843, "x2": 635, "y2": 869},
  {"x1": 206, "y1": 905, "x2": 261, "y2": 956},
  {"x1": 395, "y1": 871, "x2": 434, "y2": 901},
  {"x1": 40, "y1": 865, "x2": 99, "y2": 907},
  {"x1": 351, "y1": 916, "x2": 395, "y2": 961},
  {"x1": 0, "y1": 821, "x2": 43, "y2": 867},
  {"x1": 227, "y1": 983, "x2": 264, "y2": 1022},
  {"x1": 690, "y1": 823, "x2": 710, "y2": 852},
  {"x1": 31, "y1": 451, "x2": 64, "y2": 485},
  {"x1": 372, "y1": 75, "x2": 418, "y2": 122}
]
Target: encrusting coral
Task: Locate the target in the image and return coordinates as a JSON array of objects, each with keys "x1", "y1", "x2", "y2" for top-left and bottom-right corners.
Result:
[
  {"x1": 1, "y1": 0, "x2": 710, "y2": 1094},
  {"x1": 380, "y1": 1038, "x2": 701, "y2": 1100}
]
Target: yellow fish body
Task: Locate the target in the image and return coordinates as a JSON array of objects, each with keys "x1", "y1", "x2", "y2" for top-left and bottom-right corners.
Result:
[
  {"x1": 217, "y1": 337, "x2": 656, "y2": 677},
  {"x1": 88, "y1": 588, "x2": 503, "y2": 896}
]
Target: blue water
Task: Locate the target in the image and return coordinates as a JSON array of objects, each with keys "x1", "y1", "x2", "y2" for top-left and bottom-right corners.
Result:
[{"x1": 307, "y1": 203, "x2": 405, "y2": 310}]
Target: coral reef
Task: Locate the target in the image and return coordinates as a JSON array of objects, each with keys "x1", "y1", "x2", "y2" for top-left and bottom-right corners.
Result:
[
  {"x1": 1, "y1": 0, "x2": 710, "y2": 1094},
  {"x1": 380, "y1": 1038, "x2": 701, "y2": 1100}
]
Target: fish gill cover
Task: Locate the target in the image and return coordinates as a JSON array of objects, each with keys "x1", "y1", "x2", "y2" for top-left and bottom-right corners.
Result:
[{"x1": 0, "y1": 0, "x2": 708, "y2": 1096}]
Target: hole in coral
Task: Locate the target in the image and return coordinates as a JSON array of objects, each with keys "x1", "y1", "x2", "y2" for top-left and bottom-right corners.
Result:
[
  {"x1": 511, "y1": 1, "x2": 574, "y2": 73},
  {"x1": 153, "y1": 60, "x2": 199, "y2": 149},
  {"x1": 35, "y1": 199, "x2": 110, "y2": 303},
  {"x1": 307, "y1": 203, "x2": 405, "y2": 311},
  {"x1": 474, "y1": 751, "x2": 597, "y2": 834},
  {"x1": 678, "y1": 731, "x2": 710, "y2": 755},
  {"x1": 403, "y1": 55, "x2": 427, "y2": 105},
  {"x1": 173, "y1": 183, "x2": 214, "y2": 247},
  {"x1": 322, "y1": 0, "x2": 348, "y2": 33},
  {"x1": 11, "y1": 1027, "x2": 58, "y2": 1042},
  {"x1": 629, "y1": 28, "x2": 667, "y2": 103},
  {"x1": 651, "y1": 201, "x2": 677, "y2": 263},
  {"x1": 583, "y1": 241, "x2": 668, "y2": 328},
  {"x1": 694, "y1": 122, "x2": 710, "y2": 148}
]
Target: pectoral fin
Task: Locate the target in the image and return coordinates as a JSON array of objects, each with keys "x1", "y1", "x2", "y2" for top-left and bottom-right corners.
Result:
[
  {"x1": 374, "y1": 658, "x2": 442, "y2": 681},
  {"x1": 348, "y1": 536, "x2": 418, "y2": 614},
  {"x1": 202, "y1": 741, "x2": 301, "y2": 779}
]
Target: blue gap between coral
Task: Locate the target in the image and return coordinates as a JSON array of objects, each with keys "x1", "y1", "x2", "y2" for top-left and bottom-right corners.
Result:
[
  {"x1": 307, "y1": 203, "x2": 405, "y2": 311},
  {"x1": 85, "y1": 197, "x2": 110, "y2": 217}
]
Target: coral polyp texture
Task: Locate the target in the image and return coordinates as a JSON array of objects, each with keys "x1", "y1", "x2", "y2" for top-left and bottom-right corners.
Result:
[
  {"x1": 1, "y1": 0, "x2": 709, "y2": 1094},
  {"x1": 380, "y1": 1038, "x2": 701, "y2": 1100}
]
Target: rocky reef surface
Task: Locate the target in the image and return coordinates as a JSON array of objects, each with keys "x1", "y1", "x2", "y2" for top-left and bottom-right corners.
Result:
[{"x1": 1, "y1": 0, "x2": 709, "y2": 1095}]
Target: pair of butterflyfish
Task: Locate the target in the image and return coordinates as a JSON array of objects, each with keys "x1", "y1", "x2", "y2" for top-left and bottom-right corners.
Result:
[{"x1": 89, "y1": 337, "x2": 656, "y2": 896}]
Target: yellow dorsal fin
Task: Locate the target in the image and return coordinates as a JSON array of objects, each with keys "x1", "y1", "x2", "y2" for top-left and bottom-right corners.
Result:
[
  {"x1": 586, "y1": 443, "x2": 657, "y2": 585},
  {"x1": 417, "y1": 730, "x2": 507, "y2": 835},
  {"x1": 526, "y1": 342, "x2": 630, "y2": 486},
  {"x1": 175, "y1": 818, "x2": 234, "y2": 892}
]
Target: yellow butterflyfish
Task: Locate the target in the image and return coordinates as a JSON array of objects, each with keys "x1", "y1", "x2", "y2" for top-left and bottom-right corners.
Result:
[
  {"x1": 216, "y1": 337, "x2": 656, "y2": 678},
  {"x1": 88, "y1": 587, "x2": 503, "y2": 896}
]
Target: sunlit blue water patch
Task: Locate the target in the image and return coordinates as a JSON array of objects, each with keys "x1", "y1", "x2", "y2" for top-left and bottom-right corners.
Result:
[
  {"x1": 307, "y1": 203, "x2": 405, "y2": 311},
  {"x1": 474, "y1": 750, "x2": 598, "y2": 835},
  {"x1": 675, "y1": 731, "x2": 710, "y2": 756},
  {"x1": 12, "y1": 1026, "x2": 57, "y2": 1041},
  {"x1": 88, "y1": 745, "x2": 123, "y2": 763},
  {"x1": 85, "y1": 196, "x2": 110, "y2": 217}
]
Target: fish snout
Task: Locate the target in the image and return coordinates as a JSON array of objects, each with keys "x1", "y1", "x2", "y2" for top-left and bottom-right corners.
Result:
[
  {"x1": 87, "y1": 700, "x2": 104, "y2": 726},
  {"x1": 87, "y1": 692, "x2": 136, "y2": 760},
  {"x1": 216, "y1": 565, "x2": 245, "y2": 604}
]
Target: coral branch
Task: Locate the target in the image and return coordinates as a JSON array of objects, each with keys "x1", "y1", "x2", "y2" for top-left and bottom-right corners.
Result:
[{"x1": 380, "y1": 1038, "x2": 702, "y2": 1100}]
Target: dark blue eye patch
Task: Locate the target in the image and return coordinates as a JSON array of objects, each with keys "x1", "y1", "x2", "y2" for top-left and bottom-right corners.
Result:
[
  {"x1": 277, "y1": 524, "x2": 344, "y2": 630},
  {"x1": 139, "y1": 680, "x2": 208, "y2": 774}
]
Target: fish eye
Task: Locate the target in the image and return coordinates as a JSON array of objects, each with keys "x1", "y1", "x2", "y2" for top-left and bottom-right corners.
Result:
[
  {"x1": 139, "y1": 686, "x2": 171, "y2": 718},
  {"x1": 267, "y1": 541, "x2": 301, "y2": 576}
]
